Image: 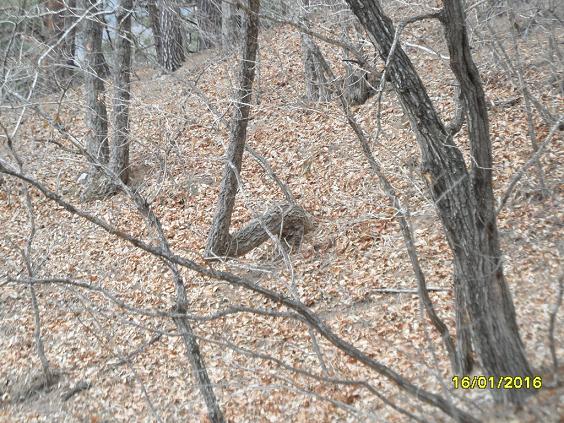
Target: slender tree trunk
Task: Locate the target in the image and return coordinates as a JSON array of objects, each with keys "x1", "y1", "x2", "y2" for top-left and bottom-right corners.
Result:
[
  {"x1": 197, "y1": 0, "x2": 222, "y2": 49},
  {"x1": 110, "y1": 0, "x2": 133, "y2": 185},
  {"x1": 205, "y1": 0, "x2": 261, "y2": 257},
  {"x1": 81, "y1": 0, "x2": 109, "y2": 199},
  {"x1": 344, "y1": 0, "x2": 533, "y2": 404},
  {"x1": 170, "y1": 268, "x2": 225, "y2": 423}
]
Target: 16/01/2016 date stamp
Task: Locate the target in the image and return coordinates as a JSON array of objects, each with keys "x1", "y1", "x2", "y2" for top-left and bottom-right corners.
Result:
[{"x1": 452, "y1": 375, "x2": 542, "y2": 390}]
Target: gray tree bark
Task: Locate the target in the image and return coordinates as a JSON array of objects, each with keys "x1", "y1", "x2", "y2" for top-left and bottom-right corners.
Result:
[
  {"x1": 205, "y1": 0, "x2": 262, "y2": 258},
  {"x1": 221, "y1": 1, "x2": 240, "y2": 49},
  {"x1": 197, "y1": 0, "x2": 222, "y2": 49},
  {"x1": 150, "y1": 0, "x2": 185, "y2": 72},
  {"x1": 300, "y1": 32, "x2": 332, "y2": 102},
  {"x1": 442, "y1": 0, "x2": 533, "y2": 401},
  {"x1": 206, "y1": 0, "x2": 312, "y2": 259},
  {"x1": 299, "y1": 1, "x2": 332, "y2": 102},
  {"x1": 81, "y1": 0, "x2": 109, "y2": 199},
  {"x1": 146, "y1": 0, "x2": 163, "y2": 64},
  {"x1": 205, "y1": 0, "x2": 314, "y2": 257},
  {"x1": 344, "y1": 0, "x2": 533, "y2": 404},
  {"x1": 109, "y1": 0, "x2": 133, "y2": 185}
]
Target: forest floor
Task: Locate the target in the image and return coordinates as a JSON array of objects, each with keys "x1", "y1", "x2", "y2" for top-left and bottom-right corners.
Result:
[{"x1": 1, "y1": 7, "x2": 563, "y2": 423}]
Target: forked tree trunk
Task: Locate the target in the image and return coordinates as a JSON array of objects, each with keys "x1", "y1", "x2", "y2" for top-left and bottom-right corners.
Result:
[
  {"x1": 205, "y1": 0, "x2": 312, "y2": 258},
  {"x1": 205, "y1": 0, "x2": 261, "y2": 258},
  {"x1": 82, "y1": 0, "x2": 109, "y2": 199},
  {"x1": 197, "y1": 0, "x2": 222, "y2": 49},
  {"x1": 442, "y1": 0, "x2": 533, "y2": 402},
  {"x1": 345, "y1": 0, "x2": 533, "y2": 404},
  {"x1": 110, "y1": 0, "x2": 133, "y2": 185}
]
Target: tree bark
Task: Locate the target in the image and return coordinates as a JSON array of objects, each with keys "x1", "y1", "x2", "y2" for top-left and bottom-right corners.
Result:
[
  {"x1": 147, "y1": 0, "x2": 163, "y2": 64},
  {"x1": 110, "y1": 0, "x2": 133, "y2": 185},
  {"x1": 344, "y1": 0, "x2": 533, "y2": 404},
  {"x1": 205, "y1": 0, "x2": 261, "y2": 258},
  {"x1": 221, "y1": 1, "x2": 240, "y2": 49},
  {"x1": 441, "y1": 0, "x2": 533, "y2": 402},
  {"x1": 300, "y1": 32, "x2": 332, "y2": 102},
  {"x1": 81, "y1": 0, "x2": 109, "y2": 199},
  {"x1": 197, "y1": 0, "x2": 222, "y2": 49},
  {"x1": 150, "y1": 0, "x2": 185, "y2": 72},
  {"x1": 220, "y1": 203, "x2": 313, "y2": 258}
]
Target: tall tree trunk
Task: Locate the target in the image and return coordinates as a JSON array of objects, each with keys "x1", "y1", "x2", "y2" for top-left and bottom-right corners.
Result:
[
  {"x1": 197, "y1": 0, "x2": 222, "y2": 49},
  {"x1": 205, "y1": 0, "x2": 261, "y2": 258},
  {"x1": 221, "y1": 1, "x2": 240, "y2": 49},
  {"x1": 81, "y1": 0, "x2": 109, "y2": 199},
  {"x1": 146, "y1": 0, "x2": 163, "y2": 64},
  {"x1": 344, "y1": 0, "x2": 533, "y2": 404},
  {"x1": 110, "y1": 0, "x2": 133, "y2": 185},
  {"x1": 442, "y1": 0, "x2": 533, "y2": 402},
  {"x1": 151, "y1": 0, "x2": 185, "y2": 71}
]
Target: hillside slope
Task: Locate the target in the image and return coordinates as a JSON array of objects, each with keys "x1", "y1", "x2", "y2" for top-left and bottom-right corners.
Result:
[{"x1": 1, "y1": 16, "x2": 562, "y2": 423}]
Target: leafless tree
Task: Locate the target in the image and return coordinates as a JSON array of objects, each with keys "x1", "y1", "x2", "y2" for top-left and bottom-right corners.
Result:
[
  {"x1": 0, "y1": 0, "x2": 561, "y2": 421},
  {"x1": 81, "y1": 0, "x2": 110, "y2": 198},
  {"x1": 344, "y1": 0, "x2": 535, "y2": 404},
  {"x1": 110, "y1": 0, "x2": 133, "y2": 184},
  {"x1": 148, "y1": 0, "x2": 185, "y2": 71}
]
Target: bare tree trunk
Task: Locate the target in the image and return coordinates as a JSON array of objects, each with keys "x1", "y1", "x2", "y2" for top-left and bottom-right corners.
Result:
[
  {"x1": 147, "y1": 0, "x2": 163, "y2": 63},
  {"x1": 442, "y1": 0, "x2": 533, "y2": 402},
  {"x1": 81, "y1": 0, "x2": 109, "y2": 199},
  {"x1": 151, "y1": 0, "x2": 185, "y2": 72},
  {"x1": 205, "y1": 0, "x2": 261, "y2": 257},
  {"x1": 221, "y1": 1, "x2": 240, "y2": 49},
  {"x1": 173, "y1": 313, "x2": 225, "y2": 423},
  {"x1": 300, "y1": 33, "x2": 332, "y2": 102},
  {"x1": 299, "y1": 1, "x2": 331, "y2": 102},
  {"x1": 110, "y1": 0, "x2": 133, "y2": 185},
  {"x1": 197, "y1": 0, "x2": 222, "y2": 49},
  {"x1": 345, "y1": 0, "x2": 533, "y2": 404},
  {"x1": 339, "y1": 22, "x2": 375, "y2": 106}
]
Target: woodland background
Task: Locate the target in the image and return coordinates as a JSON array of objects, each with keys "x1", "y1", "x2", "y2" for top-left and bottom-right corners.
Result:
[{"x1": 0, "y1": 0, "x2": 562, "y2": 422}]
